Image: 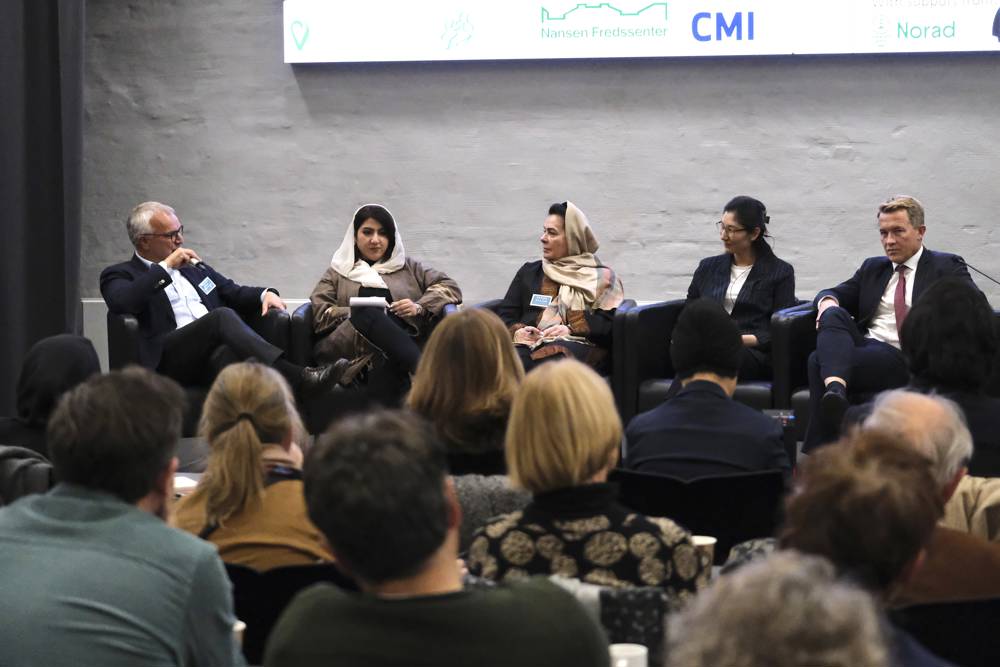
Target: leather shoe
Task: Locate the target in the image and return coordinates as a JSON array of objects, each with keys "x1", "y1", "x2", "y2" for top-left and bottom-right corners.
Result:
[
  {"x1": 819, "y1": 382, "x2": 849, "y2": 437},
  {"x1": 300, "y1": 359, "x2": 351, "y2": 398}
]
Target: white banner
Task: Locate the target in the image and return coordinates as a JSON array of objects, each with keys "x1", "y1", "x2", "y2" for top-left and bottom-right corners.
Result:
[{"x1": 284, "y1": 0, "x2": 1000, "y2": 63}]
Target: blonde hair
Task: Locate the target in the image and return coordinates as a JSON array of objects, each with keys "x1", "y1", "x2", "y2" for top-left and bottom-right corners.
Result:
[
  {"x1": 505, "y1": 359, "x2": 622, "y2": 493},
  {"x1": 878, "y1": 195, "x2": 924, "y2": 229},
  {"x1": 187, "y1": 362, "x2": 304, "y2": 527},
  {"x1": 406, "y1": 309, "x2": 523, "y2": 443}
]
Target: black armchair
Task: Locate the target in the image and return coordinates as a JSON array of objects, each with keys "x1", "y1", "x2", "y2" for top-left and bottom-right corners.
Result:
[
  {"x1": 609, "y1": 467, "x2": 787, "y2": 565},
  {"x1": 106, "y1": 307, "x2": 291, "y2": 436},
  {"x1": 615, "y1": 299, "x2": 774, "y2": 424},
  {"x1": 225, "y1": 562, "x2": 357, "y2": 665}
]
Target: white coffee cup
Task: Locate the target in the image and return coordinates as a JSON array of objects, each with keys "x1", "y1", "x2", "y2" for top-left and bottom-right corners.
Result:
[
  {"x1": 233, "y1": 620, "x2": 246, "y2": 646},
  {"x1": 610, "y1": 643, "x2": 647, "y2": 667}
]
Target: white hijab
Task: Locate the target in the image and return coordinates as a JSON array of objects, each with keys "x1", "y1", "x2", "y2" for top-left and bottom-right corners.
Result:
[{"x1": 329, "y1": 204, "x2": 407, "y2": 288}]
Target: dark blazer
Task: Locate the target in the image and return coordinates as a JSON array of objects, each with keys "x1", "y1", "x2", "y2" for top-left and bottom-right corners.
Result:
[
  {"x1": 496, "y1": 260, "x2": 614, "y2": 348},
  {"x1": 814, "y1": 248, "x2": 973, "y2": 332},
  {"x1": 100, "y1": 255, "x2": 267, "y2": 368},
  {"x1": 624, "y1": 380, "x2": 790, "y2": 481},
  {"x1": 686, "y1": 252, "x2": 796, "y2": 352}
]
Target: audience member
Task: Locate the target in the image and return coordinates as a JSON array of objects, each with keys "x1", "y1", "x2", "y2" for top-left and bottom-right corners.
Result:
[
  {"x1": 101, "y1": 201, "x2": 343, "y2": 397},
  {"x1": 496, "y1": 201, "x2": 625, "y2": 373},
  {"x1": 173, "y1": 362, "x2": 331, "y2": 570},
  {"x1": 779, "y1": 429, "x2": 952, "y2": 666},
  {"x1": 803, "y1": 195, "x2": 975, "y2": 452},
  {"x1": 0, "y1": 367, "x2": 244, "y2": 666},
  {"x1": 263, "y1": 410, "x2": 608, "y2": 667},
  {"x1": 407, "y1": 308, "x2": 523, "y2": 475},
  {"x1": 0, "y1": 334, "x2": 100, "y2": 456},
  {"x1": 309, "y1": 204, "x2": 461, "y2": 389},
  {"x1": 666, "y1": 551, "x2": 889, "y2": 667},
  {"x1": 685, "y1": 195, "x2": 796, "y2": 381},
  {"x1": 624, "y1": 298, "x2": 790, "y2": 480},
  {"x1": 861, "y1": 390, "x2": 1000, "y2": 606},
  {"x1": 468, "y1": 359, "x2": 708, "y2": 598}
]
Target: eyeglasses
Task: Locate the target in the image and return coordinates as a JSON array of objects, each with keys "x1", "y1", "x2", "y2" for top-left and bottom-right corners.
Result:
[
  {"x1": 716, "y1": 221, "x2": 748, "y2": 238},
  {"x1": 142, "y1": 225, "x2": 184, "y2": 241}
]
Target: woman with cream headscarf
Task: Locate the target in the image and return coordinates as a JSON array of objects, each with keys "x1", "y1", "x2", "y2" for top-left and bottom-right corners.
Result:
[
  {"x1": 309, "y1": 204, "x2": 462, "y2": 387},
  {"x1": 496, "y1": 201, "x2": 625, "y2": 372}
]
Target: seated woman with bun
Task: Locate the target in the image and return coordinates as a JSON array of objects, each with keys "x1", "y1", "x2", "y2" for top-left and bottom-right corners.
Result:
[
  {"x1": 309, "y1": 204, "x2": 462, "y2": 387},
  {"x1": 467, "y1": 359, "x2": 708, "y2": 598},
  {"x1": 173, "y1": 362, "x2": 331, "y2": 570},
  {"x1": 406, "y1": 308, "x2": 524, "y2": 476},
  {"x1": 496, "y1": 202, "x2": 624, "y2": 372},
  {"x1": 686, "y1": 196, "x2": 796, "y2": 381}
]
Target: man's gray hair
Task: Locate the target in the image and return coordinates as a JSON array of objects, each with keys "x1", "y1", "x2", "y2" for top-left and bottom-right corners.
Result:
[
  {"x1": 666, "y1": 551, "x2": 888, "y2": 667},
  {"x1": 863, "y1": 389, "x2": 973, "y2": 488},
  {"x1": 126, "y1": 201, "x2": 175, "y2": 247}
]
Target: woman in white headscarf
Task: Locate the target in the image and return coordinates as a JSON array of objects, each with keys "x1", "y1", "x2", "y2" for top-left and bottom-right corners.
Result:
[
  {"x1": 496, "y1": 201, "x2": 625, "y2": 372},
  {"x1": 309, "y1": 204, "x2": 461, "y2": 385}
]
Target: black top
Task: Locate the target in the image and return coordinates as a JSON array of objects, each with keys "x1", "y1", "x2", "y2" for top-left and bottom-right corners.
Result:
[
  {"x1": 496, "y1": 260, "x2": 615, "y2": 348},
  {"x1": 468, "y1": 482, "x2": 706, "y2": 597},
  {"x1": 625, "y1": 380, "x2": 790, "y2": 480},
  {"x1": 100, "y1": 255, "x2": 268, "y2": 368},
  {"x1": 686, "y1": 252, "x2": 796, "y2": 352},
  {"x1": 814, "y1": 248, "x2": 974, "y2": 333}
]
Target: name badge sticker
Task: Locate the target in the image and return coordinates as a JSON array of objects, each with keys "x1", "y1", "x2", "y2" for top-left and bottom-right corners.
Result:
[
  {"x1": 529, "y1": 294, "x2": 553, "y2": 308},
  {"x1": 198, "y1": 276, "x2": 217, "y2": 295}
]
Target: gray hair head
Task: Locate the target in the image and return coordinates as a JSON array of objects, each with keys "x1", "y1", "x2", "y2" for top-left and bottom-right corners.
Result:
[
  {"x1": 666, "y1": 551, "x2": 888, "y2": 667},
  {"x1": 863, "y1": 389, "x2": 973, "y2": 488},
  {"x1": 126, "y1": 201, "x2": 175, "y2": 247}
]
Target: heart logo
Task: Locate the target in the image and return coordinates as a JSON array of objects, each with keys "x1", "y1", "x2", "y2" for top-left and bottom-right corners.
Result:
[{"x1": 291, "y1": 20, "x2": 310, "y2": 50}]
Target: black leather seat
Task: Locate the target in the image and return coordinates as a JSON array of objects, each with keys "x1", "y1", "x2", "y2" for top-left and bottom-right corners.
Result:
[
  {"x1": 225, "y1": 562, "x2": 357, "y2": 665},
  {"x1": 616, "y1": 299, "x2": 778, "y2": 423},
  {"x1": 609, "y1": 467, "x2": 786, "y2": 565},
  {"x1": 890, "y1": 598, "x2": 1000, "y2": 667},
  {"x1": 107, "y1": 307, "x2": 291, "y2": 436}
]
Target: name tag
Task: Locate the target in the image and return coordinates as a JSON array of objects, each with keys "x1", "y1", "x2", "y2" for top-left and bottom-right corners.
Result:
[
  {"x1": 529, "y1": 294, "x2": 552, "y2": 308},
  {"x1": 198, "y1": 276, "x2": 216, "y2": 295}
]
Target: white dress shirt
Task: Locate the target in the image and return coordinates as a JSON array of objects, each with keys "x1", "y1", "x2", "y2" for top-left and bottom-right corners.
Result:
[
  {"x1": 136, "y1": 253, "x2": 209, "y2": 329},
  {"x1": 723, "y1": 263, "x2": 754, "y2": 315},
  {"x1": 865, "y1": 245, "x2": 923, "y2": 349}
]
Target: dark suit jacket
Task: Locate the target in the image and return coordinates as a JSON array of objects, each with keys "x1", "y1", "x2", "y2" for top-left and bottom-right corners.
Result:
[
  {"x1": 624, "y1": 380, "x2": 790, "y2": 481},
  {"x1": 496, "y1": 260, "x2": 615, "y2": 348},
  {"x1": 100, "y1": 255, "x2": 267, "y2": 368},
  {"x1": 686, "y1": 252, "x2": 796, "y2": 352},
  {"x1": 814, "y1": 248, "x2": 973, "y2": 332}
]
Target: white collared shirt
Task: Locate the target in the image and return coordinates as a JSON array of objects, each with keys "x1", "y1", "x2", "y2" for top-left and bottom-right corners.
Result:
[
  {"x1": 724, "y1": 263, "x2": 754, "y2": 315},
  {"x1": 866, "y1": 245, "x2": 923, "y2": 349},
  {"x1": 135, "y1": 253, "x2": 209, "y2": 329}
]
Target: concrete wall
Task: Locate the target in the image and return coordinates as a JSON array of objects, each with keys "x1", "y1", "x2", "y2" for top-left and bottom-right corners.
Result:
[{"x1": 82, "y1": 1, "x2": 1000, "y2": 306}]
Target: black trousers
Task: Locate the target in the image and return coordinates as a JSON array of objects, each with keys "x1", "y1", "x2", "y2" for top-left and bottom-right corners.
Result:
[
  {"x1": 802, "y1": 306, "x2": 908, "y2": 452},
  {"x1": 157, "y1": 307, "x2": 282, "y2": 385},
  {"x1": 349, "y1": 307, "x2": 422, "y2": 375}
]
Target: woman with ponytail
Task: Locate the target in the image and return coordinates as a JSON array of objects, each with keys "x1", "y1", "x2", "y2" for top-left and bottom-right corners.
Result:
[{"x1": 173, "y1": 362, "x2": 332, "y2": 570}]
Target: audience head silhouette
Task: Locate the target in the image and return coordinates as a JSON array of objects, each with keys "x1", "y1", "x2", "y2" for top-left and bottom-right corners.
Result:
[
  {"x1": 780, "y1": 428, "x2": 943, "y2": 595},
  {"x1": 667, "y1": 551, "x2": 888, "y2": 667},
  {"x1": 900, "y1": 276, "x2": 997, "y2": 394},
  {"x1": 505, "y1": 359, "x2": 621, "y2": 493},
  {"x1": 407, "y1": 308, "x2": 523, "y2": 457},
  {"x1": 188, "y1": 361, "x2": 304, "y2": 527},
  {"x1": 47, "y1": 366, "x2": 184, "y2": 507},
  {"x1": 306, "y1": 410, "x2": 457, "y2": 589},
  {"x1": 671, "y1": 298, "x2": 743, "y2": 385},
  {"x1": 863, "y1": 390, "x2": 972, "y2": 493}
]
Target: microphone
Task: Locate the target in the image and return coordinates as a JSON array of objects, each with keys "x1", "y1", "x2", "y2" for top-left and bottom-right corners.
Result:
[
  {"x1": 958, "y1": 258, "x2": 1000, "y2": 289},
  {"x1": 188, "y1": 257, "x2": 209, "y2": 271}
]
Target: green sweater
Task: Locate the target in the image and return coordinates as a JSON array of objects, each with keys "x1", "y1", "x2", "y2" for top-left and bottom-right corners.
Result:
[{"x1": 263, "y1": 577, "x2": 608, "y2": 666}]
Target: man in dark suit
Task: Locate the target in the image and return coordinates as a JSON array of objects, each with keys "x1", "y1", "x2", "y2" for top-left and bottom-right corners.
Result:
[
  {"x1": 803, "y1": 195, "x2": 975, "y2": 452},
  {"x1": 100, "y1": 201, "x2": 343, "y2": 394},
  {"x1": 624, "y1": 298, "x2": 790, "y2": 481}
]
